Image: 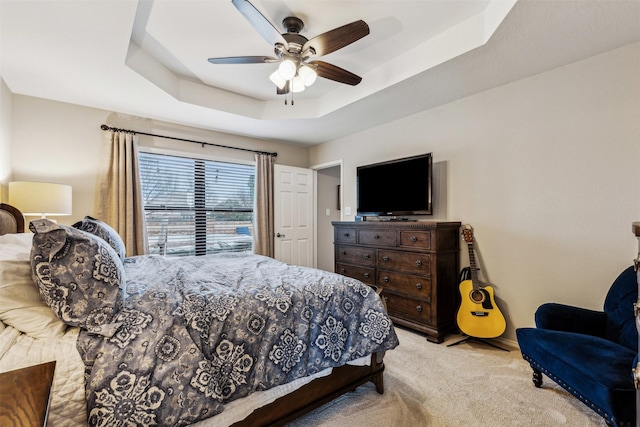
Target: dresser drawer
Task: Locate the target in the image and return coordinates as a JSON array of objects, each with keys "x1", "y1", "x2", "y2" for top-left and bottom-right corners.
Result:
[
  {"x1": 335, "y1": 245, "x2": 376, "y2": 267},
  {"x1": 384, "y1": 293, "x2": 432, "y2": 325},
  {"x1": 358, "y1": 229, "x2": 396, "y2": 246},
  {"x1": 336, "y1": 263, "x2": 375, "y2": 285},
  {"x1": 399, "y1": 230, "x2": 431, "y2": 250},
  {"x1": 378, "y1": 271, "x2": 431, "y2": 300},
  {"x1": 378, "y1": 249, "x2": 431, "y2": 275},
  {"x1": 335, "y1": 228, "x2": 356, "y2": 244}
]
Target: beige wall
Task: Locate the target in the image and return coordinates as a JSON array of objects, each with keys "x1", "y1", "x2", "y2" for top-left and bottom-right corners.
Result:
[
  {"x1": 0, "y1": 78, "x2": 13, "y2": 201},
  {"x1": 309, "y1": 42, "x2": 640, "y2": 341},
  {"x1": 11, "y1": 96, "x2": 110, "y2": 225},
  {"x1": 7, "y1": 96, "x2": 308, "y2": 226}
]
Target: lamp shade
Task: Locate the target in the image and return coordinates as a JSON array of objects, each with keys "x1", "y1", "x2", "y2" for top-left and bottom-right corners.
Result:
[
  {"x1": 298, "y1": 65, "x2": 317, "y2": 87},
  {"x1": 291, "y1": 76, "x2": 306, "y2": 93},
  {"x1": 9, "y1": 181, "x2": 72, "y2": 217},
  {"x1": 269, "y1": 71, "x2": 287, "y2": 89},
  {"x1": 278, "y1": 59, "x2": 297, "y2": 80}
]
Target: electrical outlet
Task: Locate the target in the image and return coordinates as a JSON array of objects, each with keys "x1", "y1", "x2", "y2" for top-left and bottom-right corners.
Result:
[{"x1": 325, "y1": 208, "x2": 331, "y2": 216}]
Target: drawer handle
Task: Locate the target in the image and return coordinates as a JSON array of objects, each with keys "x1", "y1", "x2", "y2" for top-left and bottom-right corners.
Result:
[
  {"x1": 364, "y1": 273, "x2": 370, "y2": 278},
  {"x1": 415, "y1": 283, "x2": 422, "y2": 290},
  {"x1": 340, "y1": 268, "x2": 346, "y2": 273},
  {"x1": 344, "y1": 233, "x2": 350, "y2": 237},
  {"x1": 410, "y1": 236, "x2": 417, "y2": 243},
  {"x1": 375, "y1": 235, "x2": 381, "y2": 239},
  {"x1": 383, "y1": 276, "x2": 389, "y2": 283},
  {"x1": 416, "y1": 305, "x2": 422, "y2": 313},
  {"x1": 364, "y1": 254, "x2": 371, "y2": 259},
  {"x1": 382, "y1": 256, "x2": 390, "y2": 262},
  {"x1": 342, "y1": 251, "x2": 347, "y2": 255},
  {"x1": 415, "y1": 260, "x2": 422, "y2": 267}
]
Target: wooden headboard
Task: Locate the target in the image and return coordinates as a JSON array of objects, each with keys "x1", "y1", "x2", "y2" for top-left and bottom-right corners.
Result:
[{"x1": 0, "y1": 203, "x2": 25, "y2": 234}]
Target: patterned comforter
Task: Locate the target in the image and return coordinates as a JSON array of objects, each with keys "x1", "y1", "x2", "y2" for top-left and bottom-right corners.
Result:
[{"x1": 76, "y1": 253, "x2": 399, "y2": 426}]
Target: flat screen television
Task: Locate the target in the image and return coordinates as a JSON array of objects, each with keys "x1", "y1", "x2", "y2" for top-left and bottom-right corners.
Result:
[{"x1": 357, "y1": 153, "x2": 433, "y2": 217}]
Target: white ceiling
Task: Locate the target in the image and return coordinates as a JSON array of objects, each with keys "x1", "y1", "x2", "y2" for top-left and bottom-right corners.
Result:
[{"x1": 2, "y1": 0, "x2": 639, "y2": 146}]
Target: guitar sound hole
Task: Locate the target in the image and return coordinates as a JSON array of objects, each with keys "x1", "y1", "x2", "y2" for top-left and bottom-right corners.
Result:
[{"x1": 470, "y1": 290, "x2": 486, "y2": 303}]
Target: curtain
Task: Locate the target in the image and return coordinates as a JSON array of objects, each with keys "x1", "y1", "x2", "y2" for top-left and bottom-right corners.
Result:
[
  {"x1": 96, "y1": 131, "x2": 148, "y2": 256},
  {"x1": 253, "y1": 154, "x2": 274, "y2": 257}
]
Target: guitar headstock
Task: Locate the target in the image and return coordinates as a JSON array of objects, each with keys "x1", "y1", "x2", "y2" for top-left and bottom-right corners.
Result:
[{"x1": 462, "y1": 224, "x2": 474, "y2": 243}]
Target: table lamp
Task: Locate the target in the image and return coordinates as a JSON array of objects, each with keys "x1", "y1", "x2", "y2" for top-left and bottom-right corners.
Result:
[{"x1": 8, "y1": 181, "x2": 72, "y2": 219}]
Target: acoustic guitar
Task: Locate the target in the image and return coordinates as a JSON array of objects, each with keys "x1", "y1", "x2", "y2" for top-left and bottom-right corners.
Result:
[{"x1": 456, "y1": 225, "x2": 506, "y2": 339}]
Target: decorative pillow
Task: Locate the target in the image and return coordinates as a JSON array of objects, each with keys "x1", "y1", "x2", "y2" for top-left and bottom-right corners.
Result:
[
  {"x1": 30, "y1": 219, "x2": 124, "y2": 332},
  {"x1": 0, "y1": 233, "x2": 66, "y2": 338},
  {"x1": 72, "y1": 216, "x2": 126, "y2": 260}
]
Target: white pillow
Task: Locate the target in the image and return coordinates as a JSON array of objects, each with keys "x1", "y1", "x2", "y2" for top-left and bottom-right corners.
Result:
[
  {"x1": 0, "y1": 233, "x2": 66, "y2": 338},
  {"x1": 0, "y1": 233, "x2": 34, "y2": 260}
]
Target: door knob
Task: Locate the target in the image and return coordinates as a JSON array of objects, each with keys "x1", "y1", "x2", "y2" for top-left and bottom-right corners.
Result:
[{"x1": 276, "y1": 233, "x2": 285, "y2": 238}]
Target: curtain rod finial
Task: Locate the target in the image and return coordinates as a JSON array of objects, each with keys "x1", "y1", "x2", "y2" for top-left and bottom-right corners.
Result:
[{"x1": 100, "y1": 124, "x2": 110, "y2": 131}]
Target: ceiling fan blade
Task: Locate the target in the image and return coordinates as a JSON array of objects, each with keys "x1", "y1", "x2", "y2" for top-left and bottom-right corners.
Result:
[
  {"x1": 208, "y1": 56, "x2": 277, "y2": 64},
  {"x1": 310, "y1": 61, "x2": 362, "y2": 86},
  {"x1": 231, "y1": 0, "x2": 288, "y2": 49},
  {"x1": 303, "y1": 20, "x2": 369, "y2": 57}
]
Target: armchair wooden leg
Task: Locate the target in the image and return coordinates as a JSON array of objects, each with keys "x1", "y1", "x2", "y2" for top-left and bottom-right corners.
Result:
[{"x1": 532, "y1": 367, "x2": 543, "y2": 388}]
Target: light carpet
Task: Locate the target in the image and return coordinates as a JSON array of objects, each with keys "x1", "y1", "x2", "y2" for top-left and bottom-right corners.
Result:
[{"x1": 286, "y1": 327, "x2": 606, "y2": 427}]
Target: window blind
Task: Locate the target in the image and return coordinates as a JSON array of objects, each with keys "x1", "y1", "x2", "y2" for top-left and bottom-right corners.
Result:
[{"x1": 139, "y1": 152, "x2": 255, "y2": 257}]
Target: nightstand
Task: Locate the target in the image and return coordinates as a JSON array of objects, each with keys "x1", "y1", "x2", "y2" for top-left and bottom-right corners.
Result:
[{"x1": 0, "y1": 361, "x2": 56, "y2": 427}]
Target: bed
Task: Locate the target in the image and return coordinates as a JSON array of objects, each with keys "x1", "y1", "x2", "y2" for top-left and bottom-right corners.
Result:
[{"x1": 0, "y1": 203, "x2": 398, "y2": 426}]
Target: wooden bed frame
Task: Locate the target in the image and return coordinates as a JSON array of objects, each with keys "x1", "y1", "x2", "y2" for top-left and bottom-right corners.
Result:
[
  {"x1": 0, "y1": 203, "x2": 25, "y2": 234},
  {"x1": 233, "y1": 352, "x2": 385, "y2": 426},
  {"x1": 0, "y1": 203, "x2": 388, "y2": 426}
]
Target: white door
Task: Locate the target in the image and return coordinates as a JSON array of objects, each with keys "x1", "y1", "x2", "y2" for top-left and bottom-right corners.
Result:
[{"x1": 274, "y1": 164, "x2": 314, "y2": 267}]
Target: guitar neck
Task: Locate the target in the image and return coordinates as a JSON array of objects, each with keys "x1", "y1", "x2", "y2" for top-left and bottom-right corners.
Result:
[{"x1": 467, "y1": 242, "x2": 480, "y2": 290}]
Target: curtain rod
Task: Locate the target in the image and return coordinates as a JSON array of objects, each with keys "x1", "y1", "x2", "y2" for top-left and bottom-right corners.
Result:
[{"x1": 100, "y1": 124, "x2": 277, "y2": 157}]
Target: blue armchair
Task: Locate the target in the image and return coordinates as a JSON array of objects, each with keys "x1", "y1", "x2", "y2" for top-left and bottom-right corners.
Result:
[{"x1": 516, "y1": 266, "x2": 637, "y2": 427}]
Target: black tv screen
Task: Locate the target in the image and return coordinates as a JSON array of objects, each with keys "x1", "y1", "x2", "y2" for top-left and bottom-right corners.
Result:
[{"x1": 357, "y1": 153, "x2": 432, "y2": 217}]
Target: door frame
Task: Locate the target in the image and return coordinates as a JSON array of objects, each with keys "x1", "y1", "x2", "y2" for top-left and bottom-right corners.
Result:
[{"x1": 310, "y1": 159, "x2": 343, "y2": 269}]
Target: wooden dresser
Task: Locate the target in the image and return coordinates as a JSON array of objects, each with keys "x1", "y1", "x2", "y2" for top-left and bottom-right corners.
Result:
[{"x1": 333, "y1": 221, "x2": 461, "y2": 343}]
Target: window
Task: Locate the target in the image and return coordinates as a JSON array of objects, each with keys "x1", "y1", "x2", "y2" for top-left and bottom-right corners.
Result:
[{"x1": 139, "y1": 152, "x2": 254, "y2": 257}]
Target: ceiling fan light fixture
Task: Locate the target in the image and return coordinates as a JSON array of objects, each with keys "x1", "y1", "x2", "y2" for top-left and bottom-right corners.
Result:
[
  {"x1": 278, "y1": 59, "x2": 297, "y2": 80},
  {"x1": 298, "y1": 65, "x2": 317, "y2": 87},
  {"x1": 269, "y1": 71, "x2": 287, "y2": 89},
  {"x1": 291, "y1": 76, "x2": 306, "y2": 93}
]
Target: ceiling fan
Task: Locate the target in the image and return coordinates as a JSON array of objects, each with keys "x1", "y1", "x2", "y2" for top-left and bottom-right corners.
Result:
[{"x1": 208, "y1": 0, "x2": 369, "y2": 97}]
